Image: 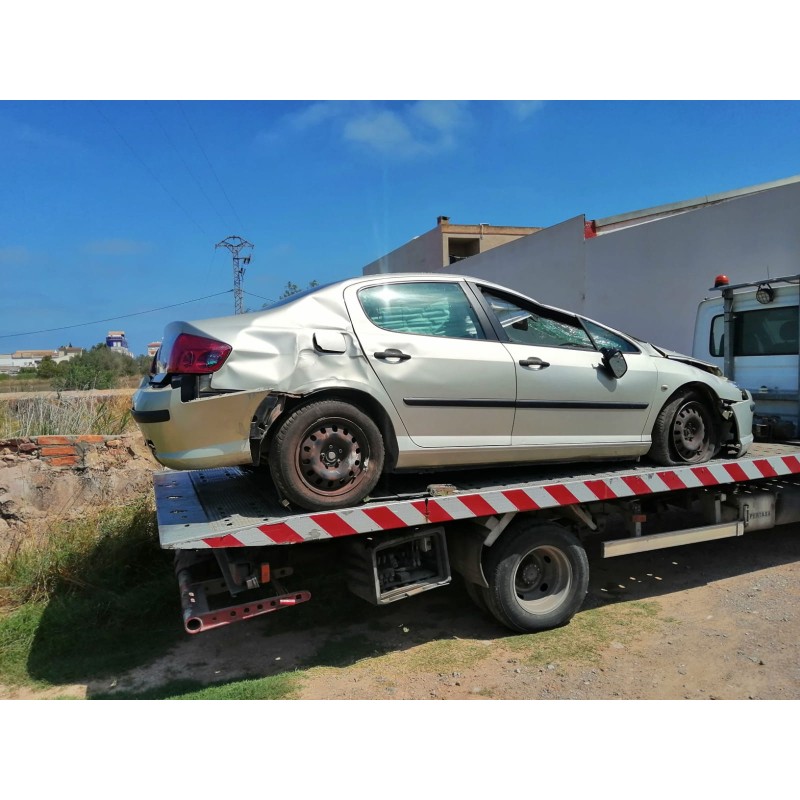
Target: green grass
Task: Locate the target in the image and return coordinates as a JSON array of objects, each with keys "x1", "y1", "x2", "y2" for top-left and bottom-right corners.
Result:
[
  {"x1": 0, "y1": 498, "x2": 181, "y2": 689},
  {"x1": 93, "y1": 674, "x2": 302, "y2": 700},
  {"x1": 502, "y1": 600, "x2": 662, "y2": 667}
]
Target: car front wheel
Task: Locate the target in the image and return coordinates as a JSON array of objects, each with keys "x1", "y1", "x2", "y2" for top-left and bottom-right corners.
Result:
[
  {"x1": 649, "y1": 390, "x2": 720, "y2": 465},
  {"x1": 268, "y1": 398, "x2": 385, "y2": 511}
]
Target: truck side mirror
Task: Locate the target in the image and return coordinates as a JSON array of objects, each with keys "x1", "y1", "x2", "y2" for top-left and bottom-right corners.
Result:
[{"x1": 601, "y1": 347, "x2": 628, "y2": 379}]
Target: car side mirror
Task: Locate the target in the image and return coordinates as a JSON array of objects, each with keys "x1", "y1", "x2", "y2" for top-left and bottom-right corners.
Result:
[{"x1": 601, "y1": 347, "x2": 628, "y2": 379}]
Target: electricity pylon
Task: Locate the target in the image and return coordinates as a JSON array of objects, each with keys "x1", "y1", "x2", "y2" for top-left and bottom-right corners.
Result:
[{"x1": 216, "y1": 236, "x2": 254, "y2": 314}]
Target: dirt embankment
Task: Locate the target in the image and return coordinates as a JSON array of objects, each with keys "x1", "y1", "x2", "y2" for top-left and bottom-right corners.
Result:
[{"x1": 0, "y1": 433, "x2": 157, "y2": 555}]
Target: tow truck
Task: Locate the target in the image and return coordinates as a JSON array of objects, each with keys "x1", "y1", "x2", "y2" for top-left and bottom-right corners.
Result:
[{"x1": 156, "y1": 442, "x2": 800, "y2": 635}]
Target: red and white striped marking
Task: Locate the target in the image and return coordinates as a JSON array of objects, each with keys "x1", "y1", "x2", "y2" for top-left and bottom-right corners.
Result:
[{"x1": 186, "y1": 452, "x2": 800, "y2": 549}]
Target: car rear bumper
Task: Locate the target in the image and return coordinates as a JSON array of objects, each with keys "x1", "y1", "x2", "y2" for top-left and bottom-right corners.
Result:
[{"x1": 132, "y1": 381, "x2": 272, "y2": 470}]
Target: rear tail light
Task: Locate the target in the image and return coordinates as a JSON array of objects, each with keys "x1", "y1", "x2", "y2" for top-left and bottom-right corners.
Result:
[{"x1": 166, "y1": 333, "x2": 232, "y2": 374}]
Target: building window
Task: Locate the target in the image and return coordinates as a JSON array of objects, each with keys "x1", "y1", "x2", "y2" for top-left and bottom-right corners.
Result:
[{"x1": 448, "y1": 237, "x2": 480, "y2": 264}]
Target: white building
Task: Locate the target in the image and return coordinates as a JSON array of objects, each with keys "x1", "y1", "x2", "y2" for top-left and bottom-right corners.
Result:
[{"x1": 0, "y1": 346, "x2": 83, "y2": 375}]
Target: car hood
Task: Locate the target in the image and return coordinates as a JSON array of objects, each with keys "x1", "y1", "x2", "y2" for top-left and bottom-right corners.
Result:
[{"x1": 654, "y1": 346, "x2": 724, "y2": 377}]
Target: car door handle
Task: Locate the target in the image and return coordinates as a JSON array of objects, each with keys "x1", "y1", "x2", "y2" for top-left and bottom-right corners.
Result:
[
  {"x1": 374, "y1": 349, "x2": 411, "y2": 361},
  {"x1": 519, "y1": 357, "x2": 550, "y2": 369}
]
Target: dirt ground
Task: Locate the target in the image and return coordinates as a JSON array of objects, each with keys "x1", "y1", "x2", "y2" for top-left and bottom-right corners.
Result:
[
  {"x1": 7, "y1": 521, "x2": 796, "y2": 701},
  {"x1": 296, "y1": 525, "x2": 800, "y2": 700}
]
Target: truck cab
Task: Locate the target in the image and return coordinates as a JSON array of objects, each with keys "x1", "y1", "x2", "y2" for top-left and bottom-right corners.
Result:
[{"x1": 693, "y1": 274, "x2": 800, "y2": 438}]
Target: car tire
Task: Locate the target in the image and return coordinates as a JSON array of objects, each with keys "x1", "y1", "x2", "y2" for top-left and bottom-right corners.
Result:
[
  {"x1": 648, "y1": 390, "x2": 720, "y2": 466},
  {"x1": 268, "y1": 398, "x2": 385, "y2": 511},
  {"x1": 482, "y1": 521, "x2": 589, "y2": 633}
]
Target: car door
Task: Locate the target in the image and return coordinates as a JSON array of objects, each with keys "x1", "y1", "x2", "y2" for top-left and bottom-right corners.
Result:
[
  {"x1": 344, "y1": 280, "x2": 517, "y2": 448},
  {"x1": 476, "y1": 286, "x2": 658, "y2": 451}
]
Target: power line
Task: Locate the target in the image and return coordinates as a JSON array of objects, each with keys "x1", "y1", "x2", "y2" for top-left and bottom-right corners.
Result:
[
  {"x1": 149, "y1": 103, "x2": 230, "y2": 231},
  {"x1": 180, "y1": 102, "x2": 246, "y2": 232},
  {"x1": 0, "y1": 290, "x2": 232, "y2": 340},
  {"x1": 95, "y1": 104, "x2": 208, "y2": 237},
  {"x1": 242, "y1": 289, "x2": 277, "y2": 304}
]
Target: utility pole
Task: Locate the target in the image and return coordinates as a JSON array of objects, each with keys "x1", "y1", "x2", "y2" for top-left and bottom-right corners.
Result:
[{"x1": 215, "y1": 236, "x2": 254, "y2": 314}]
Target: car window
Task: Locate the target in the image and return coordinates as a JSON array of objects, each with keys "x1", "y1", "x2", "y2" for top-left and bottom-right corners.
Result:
[
  {"x1": 481, "y1": 289, "x2": 594, "y2": 349},
  {"x1": 581, "y1": 319, "x2": 640, "y2": 353},
  {"x1": 358, "y1": 282, "x2": 486, "y2": 339},
  {"x1": 710, "y1": 307, "x2": 799, "y2": 356}
]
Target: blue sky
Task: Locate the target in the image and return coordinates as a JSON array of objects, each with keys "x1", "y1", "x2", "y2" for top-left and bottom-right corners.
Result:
[{"x1": 2, "y1": 99, "x2": 800, "y2": 355}]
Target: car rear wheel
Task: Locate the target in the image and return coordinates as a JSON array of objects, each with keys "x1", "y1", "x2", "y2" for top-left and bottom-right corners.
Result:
[
  {"x1": 268, "y1": 398, "x2": 385, "y2": 511},
  {"x1": 649, "y1": 390, "x2": 720, "y2": 465}
]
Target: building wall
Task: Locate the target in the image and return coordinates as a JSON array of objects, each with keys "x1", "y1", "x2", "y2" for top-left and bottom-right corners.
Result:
[
  {"x1": 584, "y1": 180, "x2": 800, "y2": 352},
  {"x1": 361, "y1": 179, "x2": 800, "y2": 357},
  {"x1": 363, "y1": 223, "x2": 543, "y2": 275},
  {"x1": 441, "y1": 215, "x2": 588, "y2": 312},
  {"x1": 363, "y1": 227, "x2": 444, "y2": 275}
]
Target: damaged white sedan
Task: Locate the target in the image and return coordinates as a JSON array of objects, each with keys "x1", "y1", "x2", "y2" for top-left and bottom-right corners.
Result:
[{"x1": 132, "y1": 274, "x2": 754, "y2": 511}]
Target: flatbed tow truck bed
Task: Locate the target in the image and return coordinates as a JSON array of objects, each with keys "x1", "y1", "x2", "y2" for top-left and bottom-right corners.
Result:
[{"x1": 154, "y1": 443, "x2": 800, "y2": 634}]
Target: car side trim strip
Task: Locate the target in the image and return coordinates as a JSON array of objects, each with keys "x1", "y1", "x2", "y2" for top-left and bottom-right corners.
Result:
[
  {"x1": 404, "y1": 398, "x2": 515, "y2": 408},
  {"x1": 516, "y1": 400, "x2": 650, "y2": 410},
  {"x1": 403, "y1": 398, "x2": 649, "y2": 410}
]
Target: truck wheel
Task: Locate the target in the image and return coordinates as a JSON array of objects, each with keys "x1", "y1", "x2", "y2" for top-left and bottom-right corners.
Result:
[
  {"x1": 649, "y1": 390, "x2": 720, "y2": 465},
  {"x1": 463, "y1": 578, "x2": 490, "y2": 615},
  {"x1": 269, "y1": 398, "x2": 385, "y2": 511},
  {"x1": 482, "y1": 522, "x2": 589, "y2": 633}
]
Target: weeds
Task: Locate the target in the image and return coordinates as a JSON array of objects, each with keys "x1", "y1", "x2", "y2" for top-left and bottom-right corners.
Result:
[
  {"x1": 0, "y1": 498, "x2": 179, "y2": 687},
  {"x1": 0, "y1": 392, "x2": 134, "y2": 438}
]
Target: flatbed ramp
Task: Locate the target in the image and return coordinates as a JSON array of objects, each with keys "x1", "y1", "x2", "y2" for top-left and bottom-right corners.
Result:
[{"x1": 156, "y1": 442, "x2": 800, "y2": 550}]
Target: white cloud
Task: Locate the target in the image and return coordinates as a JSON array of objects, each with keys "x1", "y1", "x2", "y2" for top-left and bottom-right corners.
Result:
[
  {"x1": 344, "y1": 101, "x2": 470, "y2": 158},
  {"x1": 507, "y1": 100, "x2": 545, "y2": 121},
  {"x1": 255, "y1": 101, "x2": 349, "y2": 147},
  {"x1": 257, "y1": 100, "x2": 472, "y2": 159},
  {"x1": 286, "y1": 102, "x2": 344, "y2": 132},
  {"x1": 343, "y1": 110, "x2": 422, "y2": 157}
]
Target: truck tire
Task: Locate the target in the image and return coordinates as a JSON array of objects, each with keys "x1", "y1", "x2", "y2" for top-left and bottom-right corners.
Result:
[
  {"x1": 482, "y1": 521, "x2": 589, "y2": 633},
  {"x1": 463, "y1": 578, "x2": 491, "y2": 615},
  {"x1": 649, "y1": 389, "x2": 720, "y2": 465},
  {"x1": 269, "y1": 398, "x2": 385, "y2": 511}
]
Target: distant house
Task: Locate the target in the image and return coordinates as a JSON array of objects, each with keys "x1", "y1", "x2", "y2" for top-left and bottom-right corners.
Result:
[
  {"x1": 147, "y1": 341, "x2": 162, "y2": 358},
  {"x1": 53, "y1": 346, "x2": 83, "y2": 364},
  {"x1": 0, "y1": 346, "x2": 83, "y2": 375},
  {"x1": 106, "y1": 330, "x2": 134, "y2": 358}
]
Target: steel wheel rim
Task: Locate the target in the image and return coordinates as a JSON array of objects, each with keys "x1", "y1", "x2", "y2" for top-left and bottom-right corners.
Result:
[
  {"x1": 296, "y1": 416, "x2": 371, "y2": 497},
  {"x1": 513, "y1": 545, "x2": 573, "y2": 615},
  {"x1": 671, "y1": 401, "x2": 710, "y2": 462}
]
